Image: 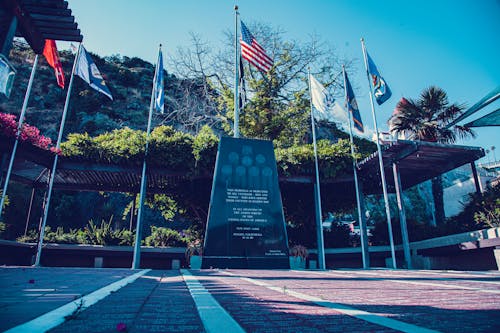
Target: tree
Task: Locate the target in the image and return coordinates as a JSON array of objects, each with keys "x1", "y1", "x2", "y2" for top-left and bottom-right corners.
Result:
[
  {"x1": 170, "y1": 25, "x2": 352, "y2": 146},
  {"x1": 389, "y1": 86, "x2": 475, "y2": 224}
]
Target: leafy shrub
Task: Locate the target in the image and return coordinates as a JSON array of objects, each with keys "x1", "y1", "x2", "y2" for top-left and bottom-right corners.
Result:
[
  {"x1": 81, "y1": 217, "x2": 126, "y2": 246},
  {"x1": 323, "y1": 222, "x2": 352, "y2": 248},
  {"x1": 464, "y1": 186, "x2": 499, "y2": 228},
  {"x1": 145, "y1": 226, "x2": 187, "y2": 247},
  {"x1": 0, "y1": 222, "x2": 6, "y2": 237},
  {"x1": 17, "y1": 223, "x2": 134, "y2": 246},
  {"x1": 192, "y1": 125, "x2": 219, "y2": 173},
  {"x1": 44, "y1": 227, "x2": 80, "y2": 244},
  {"x1": 185, "y1": 238, "x2": 203, "y2": 262},
  {"x1": 290, "y1": 244, "x2": 308, "y2": 259},
  {"x1": 275, "y1": 139, "x2": 353, "y2": 179},
  {"x1": 149, "y1": 126, "x2": 195, "y2": 171},
  {"x1": 16, "y1": 229, "x2": 39, "y2": 243},
  {"x1": 93, "y1": 128, "x2": 146, "y2": 165},
  {"x1": 58, "y1": 123, "x2": 366, "y2": 181}
]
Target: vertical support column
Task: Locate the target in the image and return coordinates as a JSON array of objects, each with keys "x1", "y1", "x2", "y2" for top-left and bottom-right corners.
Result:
[
  {"x1": 470, "y1": 162, "x2": 482, "y2": 195},
  {"x1": 313, "y1": 183, "x2": 325, "y2": 269},
  {"x1": 356, "y1": 180, "x2": 370, "y2": 269},
  {"x1": 0, "y1": 153, "x2": 7, "y2": 188},
  {"x1": 392, "y1": 162, "x2": 412, "y2": 269},
  {"x1": 129, "y1": 196, "x2": 135, "y2": 231},
  {"x1": 24, "y1": 187, "x2": 36, "y2": 236}
]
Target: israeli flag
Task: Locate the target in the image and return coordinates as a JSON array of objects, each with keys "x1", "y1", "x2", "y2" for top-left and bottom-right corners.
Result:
[{"x1": 154, "y1": 49, "x2": 164, "y2": 113}]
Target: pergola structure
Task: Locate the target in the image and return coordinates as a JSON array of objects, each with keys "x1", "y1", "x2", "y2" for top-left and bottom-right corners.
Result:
[
  {"x1": 358, "y1": 140, "x2": 485, "y2": 194},
  {"x1": 0, "y1": 139, "x2": 485, "y2": 192},
  {"x1": 0, "y1": 137, "x2": 485, "y2": 269},
  {"x1": 1, "y1": 0, "x2": 83, "y2": 56}
]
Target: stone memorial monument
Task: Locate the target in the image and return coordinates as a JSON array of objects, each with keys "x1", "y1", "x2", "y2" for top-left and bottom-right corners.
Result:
[{"x1": 202, "y1": 137, "x2": 290, "y2": 269}]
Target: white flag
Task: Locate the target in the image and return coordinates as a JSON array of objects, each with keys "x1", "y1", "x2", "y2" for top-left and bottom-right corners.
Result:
[{"x1": 309, "y1": 74, "x2": 348, "y2": 126}]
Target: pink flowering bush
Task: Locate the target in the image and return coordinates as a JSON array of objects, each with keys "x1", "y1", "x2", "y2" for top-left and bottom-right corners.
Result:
[
  {"x1": 0, "y1": 112, "x2": 54, "y2": 150},
  {"x1": 0, "y1": 113, "x2": 17, "y2": 137}
]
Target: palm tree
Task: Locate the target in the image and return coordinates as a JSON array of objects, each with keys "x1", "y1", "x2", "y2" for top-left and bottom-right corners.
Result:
[{"x1": 389, "y1": 86, "x2": 475, "y2": 225}]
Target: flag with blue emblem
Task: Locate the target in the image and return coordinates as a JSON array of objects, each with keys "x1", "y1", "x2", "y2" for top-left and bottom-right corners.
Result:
[
  {"x1": 154, "y1": 49, "x2": 164, "y2": 113},
  {"x1": 344, "y1": 71, "x2": 364, "y2": 133},
  {"x1": 309, "y1": 74, "x2": 348, "y2": 124},
  {"x1": 75, "y1": 46, "x2": 112, "y2": 100},
  {"x1": 367, "y1": 52, "x2": 391, "y2": 105}
]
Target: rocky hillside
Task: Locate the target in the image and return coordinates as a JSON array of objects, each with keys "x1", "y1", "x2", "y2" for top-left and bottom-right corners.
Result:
[{"x1": 0, "y1": 41, "x2": 221, "y2": 140}]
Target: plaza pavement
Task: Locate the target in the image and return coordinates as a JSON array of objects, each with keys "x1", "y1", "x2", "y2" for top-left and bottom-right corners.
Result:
[{"x1": 0, "y1": 267, "x2": 499, "y2": 332}]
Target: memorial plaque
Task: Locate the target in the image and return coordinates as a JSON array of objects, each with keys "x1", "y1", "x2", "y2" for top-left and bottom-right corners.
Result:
[{"x1": 202, "y1": 137, "x2": 290, "y2": 269}]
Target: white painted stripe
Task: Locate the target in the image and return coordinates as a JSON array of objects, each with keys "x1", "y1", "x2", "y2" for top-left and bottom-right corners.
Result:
[
  {"x1": 408, "y1": 269, "x2": 500, "y2": 279},
  {"x1": 301, "y1": 270, "x2": 500, "y2": 292},
  {"x1": 181, "y1": 269, "x2": 245, "y2": 333},
  {"x1": 5, "y1": 269, "x2": 151, "y2": 333},
  {"x1": 386, "y1": 279, "x2": 500, "y2": 294},
  {"x1": 222, "y1": 271, "x2": 440, "y2": 333},
  {"x1": 334, "y1": 269, "x2": 499, "y2": 280}
]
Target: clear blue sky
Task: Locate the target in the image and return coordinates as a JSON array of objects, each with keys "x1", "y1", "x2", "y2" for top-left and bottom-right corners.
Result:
[{"x1": 66, "y1": 0, "x2": 499, "y2": 161}]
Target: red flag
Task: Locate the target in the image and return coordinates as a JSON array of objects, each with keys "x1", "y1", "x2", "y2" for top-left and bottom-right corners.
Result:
[{"x1": 43, "y1": 40, "x2": 65, "y2": 89}]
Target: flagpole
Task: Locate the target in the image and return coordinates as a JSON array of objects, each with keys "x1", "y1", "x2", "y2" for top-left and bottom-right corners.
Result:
[
  {"x1": 342, "y1": 65, "x2": 369, "y2": 269},
  {"x1": 34, "y1": 44, "x2": 81, "y2": 267},
  {"x1": 307, "y1": 69, "x2": 325, "y2": 270},
  {"x1": 234, "y1": 5, "x2": 240, "y2": 138},
  {"x1": 360, "y1": 38, "x2": 396, "y2": 268},
  {"x1": 0, "y1": 55, "x2": 39, "y2": 220},
  {"x1": 132, "y1": 44, "x2": 161, "y2": 270}
]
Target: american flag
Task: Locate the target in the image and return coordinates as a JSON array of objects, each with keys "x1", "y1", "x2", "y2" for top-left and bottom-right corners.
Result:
[{"x1": 240, "y1": 21, "x2": 273, "y2": 73}]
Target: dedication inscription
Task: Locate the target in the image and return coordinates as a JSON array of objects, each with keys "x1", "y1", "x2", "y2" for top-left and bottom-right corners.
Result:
[{"x1": 202, "y1": 137, "x2": 289, "y2": 269}]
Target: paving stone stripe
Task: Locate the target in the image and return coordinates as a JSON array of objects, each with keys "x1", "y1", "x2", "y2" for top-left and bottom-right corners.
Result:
[
  {"x1": 4, "y1": 269, "x2": 150, "y2": 333},
  {"x1": 181, "y1": 269, "x2": 245, "y2": 333},
  {"x1": 221, "y1": 270, "x2": 440, "y2": 333}
]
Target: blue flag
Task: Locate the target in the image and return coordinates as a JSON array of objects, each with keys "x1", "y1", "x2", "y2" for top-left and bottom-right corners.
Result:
[
  {"x1": 367, "y1": 52, "x2": 391, "y2": 105},
  {"x1": 344, "y1": 71, "x2": 364, "y2": 133},
  {"x1": 154, "y1": 49, "x2": 164, "y2": 113},
  {"x1": 75, "y1": 46, "x2": 113, "y2": 100}
]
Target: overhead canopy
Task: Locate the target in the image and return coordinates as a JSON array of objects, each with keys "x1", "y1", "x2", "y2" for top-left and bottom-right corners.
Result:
[
  {"x1": 446, "y1": 86, "x2": 500, "y2": 129},
  {"x1": 465, "y1": 109, "x2": 500, "y2": 128},
  {"x1": 0, "y1": 138, "x2": 485, "y2": 197},
  {"x1": 0, "y1": 0, "x2": 82, "y2": 55},
  {"x1": 0, "y1": 139, "x2": 194, "y2": 194},
  {"x1": 357, "y1": 140, "x2": 485, "y2": 194}
]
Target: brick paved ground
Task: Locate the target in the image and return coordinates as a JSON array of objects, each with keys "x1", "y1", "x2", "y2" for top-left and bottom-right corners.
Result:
[
  {"x1": 49, "y1": 270, "x2": 204, "y2": 333},
  {"x1": 1, "y1": 267, "x2": 499, "y2": 332},
  {"x1": 206, "y1": 269, "x2": 500, "y2": 333},
  {"x1": 0, "y1": 267, "x2": 135, "y2": 332}
]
